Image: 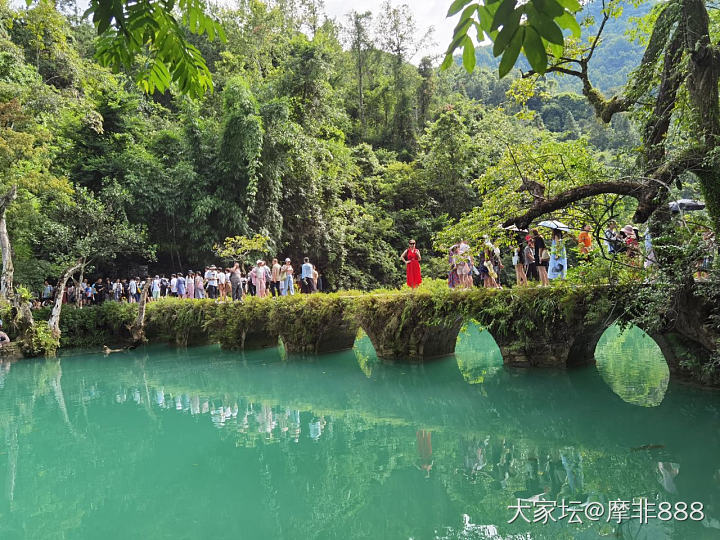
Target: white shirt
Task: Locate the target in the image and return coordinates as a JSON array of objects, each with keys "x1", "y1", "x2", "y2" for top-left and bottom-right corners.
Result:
[
  {"x1": 207, "y1": 270, "x2": 218, "y2": 287},
  {"x1": 170, "y1": 277, "x2": 178, "y2": 293},
  {"x1": 218, "y1": 271, "x2": 226, "y2": 284},
  {"x1": 129, "y1": 280, "x2": 137, "y2": 294}
]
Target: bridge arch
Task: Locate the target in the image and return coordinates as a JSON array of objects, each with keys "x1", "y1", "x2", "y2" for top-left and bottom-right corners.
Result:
[
  {"x1": 594, "y1": 324, "x2": 670, "y2": 407},
  {"x1": 454, "y1": 321, "x2": 503, "y2": 383}
]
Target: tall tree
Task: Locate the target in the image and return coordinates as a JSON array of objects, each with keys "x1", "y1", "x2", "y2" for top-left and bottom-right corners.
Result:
[
  {"x1": 345, "y1": 10, "x2": 373, "y2": 139},
  {"x1": 375, "y1": 1, "x2": 432, "y2": 154}
]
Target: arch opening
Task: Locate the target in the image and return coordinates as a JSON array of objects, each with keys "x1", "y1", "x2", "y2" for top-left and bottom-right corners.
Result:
[
  {"x1": 455, "y1": 321, "x2": 503, "y2": 384},
  {"x1": 594, "y1": 324, "x2": 669, "y2": 407},
  {"x1": 353, "y1": 329, "x2": 380, "y2": 377}
]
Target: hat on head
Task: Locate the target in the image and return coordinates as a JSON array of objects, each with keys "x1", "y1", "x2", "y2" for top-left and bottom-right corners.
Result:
[
  {"x1": 622, "y1": 225, "x2": 635, "y2": 237},
  {"x1": 285, "y1": 258, "x2": 291, "y2": 262},
  {"x1": 256, "y1": 260, "x2": 262, "y2": 265}
]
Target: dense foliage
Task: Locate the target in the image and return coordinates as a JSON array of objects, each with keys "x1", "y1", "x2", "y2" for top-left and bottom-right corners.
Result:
[{"x1": 0, "y1": 0, "x2": 647, "y2": 295}]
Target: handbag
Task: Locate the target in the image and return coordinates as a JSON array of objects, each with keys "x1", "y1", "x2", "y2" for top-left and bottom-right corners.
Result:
[{"x1": 540, "y1": 248, "x2": 550, "y2": 262}]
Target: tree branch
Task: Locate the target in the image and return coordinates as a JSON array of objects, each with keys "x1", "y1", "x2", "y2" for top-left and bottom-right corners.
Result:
[{"x1": 503, "y1": 181, "x2": 649, "y2": 230}]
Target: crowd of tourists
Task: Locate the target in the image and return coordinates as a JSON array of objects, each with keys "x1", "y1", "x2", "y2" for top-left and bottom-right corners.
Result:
[
  {"x1": 35, "y1": 219, "x2": 716, "y2": 304},
  {"x1": 38, "y1": 257, "x2": 325, "y2": 307},
  {"x1": 400, "y1": 220, "x2": 672, "y2": 291}
]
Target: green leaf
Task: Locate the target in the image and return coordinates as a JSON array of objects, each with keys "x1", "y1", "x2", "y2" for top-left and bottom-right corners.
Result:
[
  {"x1": 475, "y1": 5, "x2": 494, "y2": 33},
  {"x1": 523, "y1": 26, "x2": 548, "y2": 73},
  {"x1": 452, "y1": 12, "x2": 474, "y2": 35},
  {"x1": 547, "y1": 39, "x2": 564, "y2": 58},
  {"x1": 527, "y1": 6, "x2": 564, "y2": 45},
  {"x1": 447, "y1": 0, "x2": 473, "y2": 16},
  {"x1": 492, "y1": 11, "x2": 521, "y2": 57},
  {"x1": 491, "y1": 0, "x2": 517, "y2": 32},
  {"x1": 459, "y1": 3, "x2": 479, "y2": 24},
  {"x1": 532, "y1": 0, "x2": 565, "y2": 18},
  {"x1": 440, "y1": 53, "x2": 455, "y2": 71},
  {"x1": 556, "y1": 0, "x2": 581, "y2": 13},
  {"x1": 446, "y1": 18, "x2": 473, "y2": 56},
  {"x1": 462, "y1": 36, "x2": 476, "y2": 72},
  {"x1": 556, "y1": 12, "x2": 581, "y2": 38},
  {"x1": 499, "y1": 26, "x2": 524, "y2": 78}
]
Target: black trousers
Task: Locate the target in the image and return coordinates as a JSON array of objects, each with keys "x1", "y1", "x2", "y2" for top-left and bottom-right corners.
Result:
[
  {"x1": 206, "y1": 285, "x2": 217, "y2": 299},
  {"x1": 231, "y1": 280, "x2": 242, "y2": 300},
  {"x1": 269, "y1": 281, "x2": 281, "y2": 297},
  {"x1": 526, "y1": 263, "x2": 538, "y2": 281},
  {"x1": 301, "y1": 277, "x2": 315, "y2": 294}
]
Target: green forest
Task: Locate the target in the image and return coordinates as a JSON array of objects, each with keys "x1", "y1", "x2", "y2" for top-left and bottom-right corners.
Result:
[
  {"x1": 1, "y1": 0, "x2": 652, "y2": 292},
  {"x1": 3, "y1": 0, "x2": 720, "y2": 380}
]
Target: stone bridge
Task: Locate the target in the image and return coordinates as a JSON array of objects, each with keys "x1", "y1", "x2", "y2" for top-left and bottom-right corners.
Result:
[
  {"x1": 136, "y1": 286, "x2": 702, "y2": 377},
  {"x1": 27, "y1": 285, "x2": 709, "y2": 379}
]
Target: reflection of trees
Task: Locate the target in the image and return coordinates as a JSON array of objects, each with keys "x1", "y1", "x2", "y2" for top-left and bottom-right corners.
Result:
[
  {"x1": 353, "y1": 331, "x2": 377, "y2": 378},
  {"x1": 0, "y1": 343, "x2": 716, "y2": 539},
  {"x1": 455, "y1": 322, "x2": 503, "y2": 385},
  {"x1": 596, "y1": 325, "x2": 670, "y2": 407}
]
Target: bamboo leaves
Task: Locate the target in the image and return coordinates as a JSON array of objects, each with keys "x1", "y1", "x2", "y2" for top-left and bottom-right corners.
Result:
[{"x1": 442, "y1": 0, "x2": 582, "y2": 77}]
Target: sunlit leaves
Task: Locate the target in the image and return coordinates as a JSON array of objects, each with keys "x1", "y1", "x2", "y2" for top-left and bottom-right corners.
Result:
[
  {"x1": 85, "y1": 0, "x2": 226, "y2": 98},
  {"x1": 442, "y1": 0, "x2": 582, "y2": 77},
  {"x1": 213, "y1": 234, "x2": 270, "y2": 263}
]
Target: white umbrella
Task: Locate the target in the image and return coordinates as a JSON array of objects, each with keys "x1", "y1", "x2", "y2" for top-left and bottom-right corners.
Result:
[
  {"x1": 500, "y1": 224, "x2": 528, "y2": 232},
  {"x1": 537, "y1": 220, "x2": 571, "y2": 232}
]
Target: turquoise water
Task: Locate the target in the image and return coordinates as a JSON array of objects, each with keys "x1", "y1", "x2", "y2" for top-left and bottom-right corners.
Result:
[{"x1": 0, "y1": 324, "x2": 718, "y2": 539}]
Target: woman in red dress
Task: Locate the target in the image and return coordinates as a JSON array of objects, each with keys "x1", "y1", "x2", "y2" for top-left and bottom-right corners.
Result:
[{"x1": 401, "y1": 239, "x2": 422, "y2": 288}]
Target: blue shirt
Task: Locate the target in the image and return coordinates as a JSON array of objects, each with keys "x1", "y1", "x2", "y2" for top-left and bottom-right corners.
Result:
[
  {"x1": 301, "y1": 263, "x2": 313, "y2": 279},
  {"x1": 176, "y1": 276, "x2": 186, "y2": 296}
]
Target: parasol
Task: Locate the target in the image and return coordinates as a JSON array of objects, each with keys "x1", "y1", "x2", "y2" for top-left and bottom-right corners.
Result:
[{"x1": 537, "y1": 220, "x2": 571, "y2": 232}]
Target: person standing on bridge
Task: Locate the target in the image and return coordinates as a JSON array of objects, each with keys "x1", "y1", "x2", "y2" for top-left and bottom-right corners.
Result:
[{"x1": 401, "y1": 240, "x2": 422, "y2": 288}]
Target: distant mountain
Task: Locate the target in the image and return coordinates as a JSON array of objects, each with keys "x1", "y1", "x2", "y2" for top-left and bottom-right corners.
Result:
[{"x1": 471, "y1": 0, "x2": 653, "y2": 95}]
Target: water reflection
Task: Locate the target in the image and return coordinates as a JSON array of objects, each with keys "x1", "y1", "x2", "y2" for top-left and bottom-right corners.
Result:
[
  {"x1": 0, "y1": 341, "x2": 718, "y2": 539},
  {"x1": 455, "y1": 322, "x2": 504, "y2": 385},
  {"x1": 595, "y1": 325, "x2": 670, "y2": 407},
  {"x1": 353, "y1": 330, "x2": 379, "y2": 378}
]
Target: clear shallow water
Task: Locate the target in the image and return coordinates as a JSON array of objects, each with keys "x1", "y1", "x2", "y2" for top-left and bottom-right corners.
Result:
[{"x1": 0, "y1": 324, "x2": 718, "y2": 539}]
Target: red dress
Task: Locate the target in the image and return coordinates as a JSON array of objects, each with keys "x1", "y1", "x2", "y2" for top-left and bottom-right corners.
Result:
[{"x1": 406, "y1": 248, "x2": 422, "y2": 288}]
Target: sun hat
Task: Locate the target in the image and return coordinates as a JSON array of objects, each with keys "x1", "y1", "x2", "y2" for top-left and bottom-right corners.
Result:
[
  {"x1": 622, "y1": 225, "x2": 635, "y2": 237},
  {"x1": 285, "y1": 258, "x2": 291, "y2": 262}
]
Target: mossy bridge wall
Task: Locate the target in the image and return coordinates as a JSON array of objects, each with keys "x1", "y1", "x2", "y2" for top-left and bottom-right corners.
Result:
[{"x1": 12, "y1": 286, "x2": 701, "y2": 377}]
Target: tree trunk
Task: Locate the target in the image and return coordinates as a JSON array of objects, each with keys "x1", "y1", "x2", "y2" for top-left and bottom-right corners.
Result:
[
  {"x1": 11, "y1": 293, "x2": 35, "y2": 342},
  {"x1": 48, "y1": 260, "x2": 83, "y2": 340},
  {"x1": 0, "y1": 186, "x2": 18, "y2": 301},
  {"x1": 75, "y1": 262, "x2": 85, "y2": 308},
  {"x1": 130, "y1": 278, "x2": 151, "y2": 343},
  {"x1": 681, "y1": 0, "x2": 720, "y2": 231}
]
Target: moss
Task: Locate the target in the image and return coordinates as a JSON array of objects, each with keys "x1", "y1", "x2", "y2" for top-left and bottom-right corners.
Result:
[
  {"x1": 31, "y1": 303, "x2": 137, "y2": 348},
  {"x1": 269, "y1": 293, "x2": 359, "y2": 354},
  {"x1": 205, "y1": 297, "x2": 278, "y2": 350},
  {"x1": 145, "y1": 298, "x2": 216, "y2": 346},
  {"x1": 8, "y1": 286, "x2": 713, "y2": 382}
]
